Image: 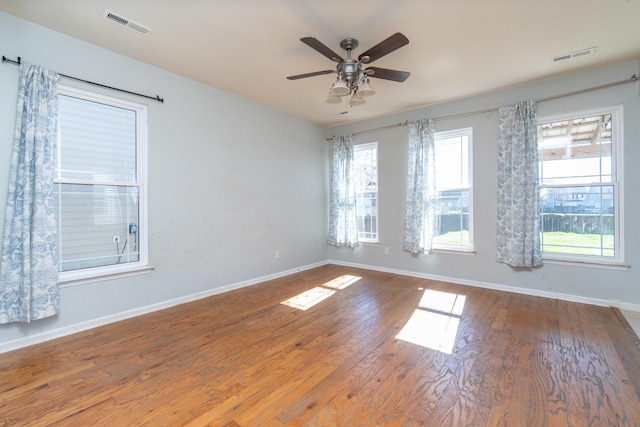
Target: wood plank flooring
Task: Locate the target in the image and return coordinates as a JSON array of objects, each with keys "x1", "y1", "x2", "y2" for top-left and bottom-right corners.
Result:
[{"x1": 1, "y1": 264, "x2": 639, "y2": 426}]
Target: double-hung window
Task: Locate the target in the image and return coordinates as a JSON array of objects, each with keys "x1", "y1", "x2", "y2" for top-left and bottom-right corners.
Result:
[
  {"x1": 433, "y1": 128, "x2": 473, "y2": 250},
  {"x1": 537, "y1": 106, "x2": 623, "y2": 263},
  {"x1": 55, "y1": 86, "x2": 148, "y2": 282},
  {"x1": 354, "y1": 142, "x2": 378, "y2": 243}
]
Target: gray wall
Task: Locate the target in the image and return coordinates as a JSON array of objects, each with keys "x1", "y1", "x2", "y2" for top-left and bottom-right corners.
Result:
[
  {"x1": 0, "y1": 12, "x2": 327, "y2": 346},
  {"x1": 327, "y1": 58, "x2": 640, "y2": 307},
  {"x1": 1, "y1": 10, "x2": 639, "y2": 350}
]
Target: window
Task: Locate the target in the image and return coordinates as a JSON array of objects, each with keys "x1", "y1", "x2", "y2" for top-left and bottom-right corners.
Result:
[
  {"x1": 433, "y1": 128, "x2": 473, "y2": 250},
  {"x1": 55, "y1": 86, "x2": 148, "y2": 281},
  {"x1": 537, "y1": 106, "x2": 623, "y2": 263},
  {"x1": 354, "y1": 142, "x2": 378, "y2": 242}
]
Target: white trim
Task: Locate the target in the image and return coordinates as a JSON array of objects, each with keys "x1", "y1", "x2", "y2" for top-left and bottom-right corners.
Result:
[
  {"x1": 60, "y1": 264, "x2": 155, "y2": 287},
  {"x1": 0, "y1": 260, "x2": 329, "y2": 354},
  {"x1": 609, "y1": 300, "x2": 640, "y2": 313},
  {"x1": 433, "y1": 127, "x2": 474, "y2": 251},
  {"x1": 537, "y1": 104, "x2": 624, "y2": 264},
  {"x1": 58, "y1": 84, "x2": 148, "y2": 112},
  {"x1": 354, "y1": 141, "x2": 379, "y2": 243},
  {"x1": 354, "y1": 141, "x2": 378, "y2": 151},
  {"x1": 4, "y1": 258, "x2": 638, "y2": 354},
  {"x1": 432, "y1": 248, "x2": 476, "y2": 256},
  {"x1": 542, "y1": 258, "x2": 630, "y2": 271},
  {"x1": 328, "y1": 259, "x2": 636, "y2": 309},
  {"x1": 55, "y1": 84, "x2": 149, "y2": 279}
]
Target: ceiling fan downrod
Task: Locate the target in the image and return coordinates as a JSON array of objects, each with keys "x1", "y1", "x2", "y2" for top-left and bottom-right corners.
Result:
[{"x1": 338, "y1": 38, "x2": 361, "y2": 87}]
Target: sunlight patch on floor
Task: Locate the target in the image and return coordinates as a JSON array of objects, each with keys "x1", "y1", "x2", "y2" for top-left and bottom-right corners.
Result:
[
  {"x1": 322, "y1": 274, "x2": 361, "y2": 290},
  {"x1": 281, "y1": 287, "x2": 336, "y2": 311},
  {"x1": 419, "y1": 289, "x2": 466, "y2": 316},
  {"x1": 396, "y1": 309, "x2": 460, "y2": 354},
  {"x1": 280, "y1": 275, "x2": 361, "y2": 311},
  {"x1": 396, "y1": 288, "x2": 466, "y2": 354}
]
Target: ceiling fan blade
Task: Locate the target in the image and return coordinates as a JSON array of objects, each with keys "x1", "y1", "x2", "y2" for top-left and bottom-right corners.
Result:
[
  {"x1": 286, "y1": 70, "x2": 335, "y2": 80},
  {"x1": 358, "y1": 33, "x2": 409, "y2": 63},
  {"x1": 300, "y1": 37, "x2": 344, "y2": 62},
  {"x1": 365, "y1": 67, "x2": 410, "y2": 82}
]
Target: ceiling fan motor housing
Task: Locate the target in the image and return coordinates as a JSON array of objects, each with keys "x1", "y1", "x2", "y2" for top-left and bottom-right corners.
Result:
[
  {"x1": 340, "y1": 60, "x2": 361, "y2": 83},
  {"x1": 338, "y1": 38, "x2": 361, "y2": 84}
]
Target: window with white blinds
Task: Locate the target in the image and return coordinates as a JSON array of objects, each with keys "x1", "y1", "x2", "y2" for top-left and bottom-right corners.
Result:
[{"x1": 55, "y1": 86, "x2": 148, "y2": 279}]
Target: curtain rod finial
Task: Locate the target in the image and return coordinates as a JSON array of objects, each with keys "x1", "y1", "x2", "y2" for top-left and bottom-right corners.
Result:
[{"x1": 1, "y1": 55, "x2": 21, "y2": 65}]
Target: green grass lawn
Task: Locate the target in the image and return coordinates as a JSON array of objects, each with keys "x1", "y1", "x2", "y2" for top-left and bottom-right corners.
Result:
[
  {"x1": 433, "y1": 230, "x2": 469, "y2": 246},
  {"x1": 541, "y1": 231, "x2": 614, "y2": 256},
  {"x1": 435, "y1": 230, "x2": 614, "y2": 257}
]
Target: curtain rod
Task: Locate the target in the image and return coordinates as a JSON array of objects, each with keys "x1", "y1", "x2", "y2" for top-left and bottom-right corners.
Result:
[
  {"x1": 325, "y1": 121, "x2": 409, "y2": 141},
  {"x1": 2, "y1": 55, "x2": 164, "y2": 103},
  {"x1": 326, "y1": 73, "x2": 639, "y2": 141}
]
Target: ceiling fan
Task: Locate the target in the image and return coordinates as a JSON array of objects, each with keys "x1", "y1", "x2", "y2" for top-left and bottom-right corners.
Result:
[{"x1": 287, "y1": 32, "x2": 410, "y2": 106}]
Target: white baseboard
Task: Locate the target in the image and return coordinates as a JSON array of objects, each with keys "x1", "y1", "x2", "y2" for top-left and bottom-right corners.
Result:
[
  {"x1": 0, "y1": 260, "x2": 329, "y2": 354},
  {"x1": 3, "y1": 258, "x2": 638, "y2": 354},
  {"x1": 328, "y1": 259, "x2": 640, "y2": 312}
]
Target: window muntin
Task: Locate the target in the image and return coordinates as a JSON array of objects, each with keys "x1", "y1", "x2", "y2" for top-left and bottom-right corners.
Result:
[
  {"x1": 55, "y1": 86, "x2": 148, "y2": 280},
  {"x1": 433, "y1": 128, "x2": 473, "y2": 250},
  {"x1": 354, "y1": 142, "x2": 378, "y2": 243},
  {"x1": 537, "y1": 106, "x2": 622, "y2": 262}
]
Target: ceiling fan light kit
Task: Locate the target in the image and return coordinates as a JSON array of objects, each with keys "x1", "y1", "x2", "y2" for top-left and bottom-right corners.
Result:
[
  {"x1": 325, "y1": 92, "x2": 342, "y2": 104},
  {"x1": 287, "y1": 33, "x2": 410, "y2": 108},
  {"x1": 349, "y1": 93, "x2": 366, "y2": 106},
  {"x1": 330, "y1": 78, "x2": 350, "y2": 95},
  {"x1": 358, "y1": 77, "x2": 376, "y2": 97}
]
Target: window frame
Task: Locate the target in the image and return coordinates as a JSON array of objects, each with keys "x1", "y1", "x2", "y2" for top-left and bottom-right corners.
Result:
[
  {"x1": 537, "y1": 105, "x2": 624, "y2": 265},
  {"x1": 353, "y1": 142, "x2": 379, "y2": 243},
  {"x1": 55, "y1": 85, "x2": 150, "y2": 285},
  {"x1": 432, "y1": 127, "x2": 474, "y2": 252}
]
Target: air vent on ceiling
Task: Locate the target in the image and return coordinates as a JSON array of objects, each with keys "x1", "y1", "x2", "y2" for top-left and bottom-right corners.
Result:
[
  {"x1": 102, "y1": 10, "x2": 152, "y2": 35},
  {"x1": 553, "y1": 47, "x2": 597, "y2": 62}
]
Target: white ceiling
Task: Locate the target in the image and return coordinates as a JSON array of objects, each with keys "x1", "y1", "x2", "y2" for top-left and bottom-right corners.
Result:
[{"x1": 1, "y1": 0, "x2": 639, "y2": 126}]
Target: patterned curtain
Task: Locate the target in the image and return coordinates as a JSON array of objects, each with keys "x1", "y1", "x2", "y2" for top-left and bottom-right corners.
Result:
[
  {"x1": 496, "y1": 100, "x2": 542, "y2": 267},
  {"x1": 0, "y1": 62, "x2": 60, "y2": 323},
  {"x1": 403, "y1": 119, "x2": 436, "y2": 254},
  {"x1": 328, "y1": 135, "x2": 359, "y2": 248}
]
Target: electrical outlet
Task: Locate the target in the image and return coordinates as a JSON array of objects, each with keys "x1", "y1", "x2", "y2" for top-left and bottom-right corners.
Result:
[
  {"x1": 384, "y1": 247, "x2": 389, "y2": 255},
  {"x1": 275, "y1": 250, "x2": 280, "y2": 259},
  {"x1": 113, "y1": 235, "x2": 120, "y2": 244}
]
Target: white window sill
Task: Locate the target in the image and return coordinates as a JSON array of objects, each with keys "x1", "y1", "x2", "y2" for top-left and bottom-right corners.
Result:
[
  {"x1": 432, "y1": 248, "x2": 476, "y2": 256},
  {"x1": 542, "y1": 258, "x2": 630, "y2": 271},
  {"x1": 59, "y1": 264, "x2": 155, "y2": 288}
]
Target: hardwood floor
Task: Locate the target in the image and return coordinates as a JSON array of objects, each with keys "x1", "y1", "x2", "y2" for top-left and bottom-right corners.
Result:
[{"x1": 1, "y1": 264, "x2": 639, "y2": 426}]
